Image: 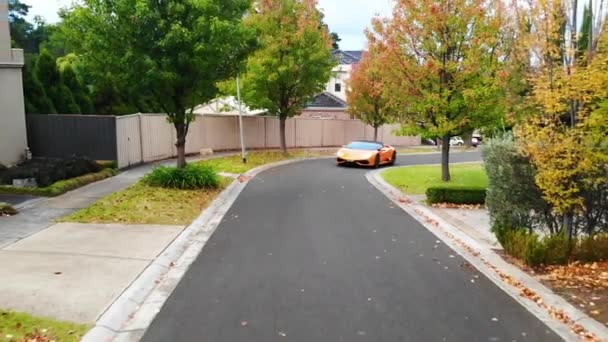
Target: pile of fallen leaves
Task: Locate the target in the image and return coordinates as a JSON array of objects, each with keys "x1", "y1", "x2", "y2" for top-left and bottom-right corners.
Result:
[
  {"x1": 536, "y1": 262, "x2": 608, "y2": 325},
  {"x1": 430, "y1": 202, "x2": 484, "y2": 210},
  {"x1": 543, "y1": 262, "x2": 608, "y2": 291}
]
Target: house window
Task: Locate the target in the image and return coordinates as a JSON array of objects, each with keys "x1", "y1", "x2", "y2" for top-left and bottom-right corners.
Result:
[{"x1": 334, "y1": 83, "x2": 341, "y2": 92}]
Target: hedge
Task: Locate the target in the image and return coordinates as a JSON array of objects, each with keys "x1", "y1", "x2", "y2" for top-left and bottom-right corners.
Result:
[
  {"x1": 0, "y1": 168, "x2": 116, "y2": 197},
  {"x1": 0, "y1": 202, "x2": 17, "y2": 215},
  {"x1": 426, "y1": 186, "x2": 486, "y2": 204}
]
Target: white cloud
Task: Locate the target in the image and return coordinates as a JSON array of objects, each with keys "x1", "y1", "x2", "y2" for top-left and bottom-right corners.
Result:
[
  {"x1": 23, "y1": 0, "x2": 394, "y2": 50},
  {"x1": 317, "y1": 0, "x2": 394, "y2": 50},
  {"x1": 23, "y1": 0, "x2": 75, "y2": 23}
]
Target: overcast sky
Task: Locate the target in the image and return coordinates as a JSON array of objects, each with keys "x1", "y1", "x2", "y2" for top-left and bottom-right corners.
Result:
[{"x1": 22, "y1": 0, "x2": 394, "y2": 51}]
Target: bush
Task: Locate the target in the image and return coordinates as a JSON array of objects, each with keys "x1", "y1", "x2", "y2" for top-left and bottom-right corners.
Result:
[
  {"x1": 0, "y1": 168, "x2": 116, "y2": 197},
  {"x1": 97, "y1": 160, "x2": 118, "y2": 170},
  {"x1": 426, "y1": 186, "x2": 486, "y2": 204},
  {"x1": 575, "y1": 234, "x2": 608, "y2": 262},
  {"x1": 0, "y1": 202, "x2": 17, "y2": 216},
  {"x1": 0, "y1": 157, "x2": 102, "y2": 187},
  {"x1": 482, "y1": 133, "x2": 560, "y2": 242},
  {"x1": 502, "y1": 230, "x2": 577, "y2": 266},
  {"x1": 144, "y1": 164, "x2": 219, "y2": 189}
]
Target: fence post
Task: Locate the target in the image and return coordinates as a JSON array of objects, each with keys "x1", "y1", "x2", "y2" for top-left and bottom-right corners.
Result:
[{"x1": 137, "y1": 113, "x2": 144, "y2": 164}]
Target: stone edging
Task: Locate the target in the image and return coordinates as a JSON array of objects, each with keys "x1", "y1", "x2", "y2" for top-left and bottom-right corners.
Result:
[
  {"x1": 81, "y1": 157, "x2": 327, "y2": 342},
  {"x1": 366, "y1": 168, "x2": 608, "y2": 342}
]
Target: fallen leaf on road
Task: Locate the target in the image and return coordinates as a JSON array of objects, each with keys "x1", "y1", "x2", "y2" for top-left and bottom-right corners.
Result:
[{"x1": 241, "y1": 321, "x2": 248, "y2": 327}]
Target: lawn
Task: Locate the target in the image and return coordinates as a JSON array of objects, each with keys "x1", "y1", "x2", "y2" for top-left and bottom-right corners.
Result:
[
  {"x1": 382, "y1": 163, "x2": 488, "y2": 195},
  {"x1": 0, "y1": 310, "x2": 89, "y2": 342},
  {"x1": 61, "y1": 177, "x2": 231, "y2": 225},
  {"x1": 197, "y1": 150, "x2": 333, "y2": 174}
]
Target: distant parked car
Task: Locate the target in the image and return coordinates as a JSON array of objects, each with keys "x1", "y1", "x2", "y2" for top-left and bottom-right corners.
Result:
[
  {"x1": 471, "y1": 136, "x2": 481, "y2": 147},
  {"x1": 449, "y1": 137, "x2": 464, "y2": 146}
]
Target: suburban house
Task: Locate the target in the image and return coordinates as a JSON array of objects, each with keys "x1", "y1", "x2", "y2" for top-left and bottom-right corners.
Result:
[
  {"x1": 193, "y1": 96, "x2": 267, "y2": 116},
  {"x1": 0, "y1": 2, "x2": 27, "y2": 166},
  {"x1": 300, "y1": 50, "x2": 363, "y2": 120}
]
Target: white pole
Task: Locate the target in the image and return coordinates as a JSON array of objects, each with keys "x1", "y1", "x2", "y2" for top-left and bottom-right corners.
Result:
[{"x1": 236, "y1": 75, "x2": 247, "y2": 163}]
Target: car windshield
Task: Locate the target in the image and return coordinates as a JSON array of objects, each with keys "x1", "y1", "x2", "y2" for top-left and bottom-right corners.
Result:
[{"x1": 345, "y1": 141, "x2": 383, "y2": 150}]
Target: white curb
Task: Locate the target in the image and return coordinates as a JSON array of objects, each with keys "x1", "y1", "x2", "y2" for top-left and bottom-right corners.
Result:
[
  {"x1": 81, "y1": 157, "x2": 329, "y2": 342},
  {"x1": 367, "y1": 168, "x2": 608, "y2": 342}
]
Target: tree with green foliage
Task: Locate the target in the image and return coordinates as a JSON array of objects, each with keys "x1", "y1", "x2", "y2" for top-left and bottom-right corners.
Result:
[
  {"x1": 8, "y1": 0, "x2": 31, "y2": 49},
  {"x1": 368, "y1": 0, "x2": 511, "y2": 181},
  {"x1": 330, "y1": 32, "x2": 341, "y2": 50},
  {"x1": 22, "y1": 59, "x2": 56, "y2": 114},
  {"x1": 61, "y1": 65, "x2": 93, "y2": 114},
  {"x1": 62, "y1": 0, "x2": 255, "y2": 168},
  {"x1": 36, "y1": 50, "x2": 80, "y2": 114},
  {"x1": 239, "y1": 0, "x2": 336, "y2": 153}
]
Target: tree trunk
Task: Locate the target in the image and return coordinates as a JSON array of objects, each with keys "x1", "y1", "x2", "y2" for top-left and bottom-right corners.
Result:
[
  {"x1": 373, "y1": 126, "x2": 378, "y2": 141},
  {"x1": 462, "y1": 131, "x2": 473, "y2": 148},
  {"x1": 175, "y1": 122, "x2": 188, "y2": 169},
  {"x1": 279, "y1": 116, "x2": 287, "y2": 154},
  {"x1": 441, "y1": 135, "x2": 451, "y2": 182}
]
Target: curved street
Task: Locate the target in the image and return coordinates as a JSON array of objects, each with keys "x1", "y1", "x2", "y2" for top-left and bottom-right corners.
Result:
[{"x1": 142, "y1": 152, "x2": 560, "y2": 342}]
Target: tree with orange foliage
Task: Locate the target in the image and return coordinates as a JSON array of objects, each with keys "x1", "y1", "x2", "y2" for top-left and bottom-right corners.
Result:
[
  {"x1": 239, "y1": 0, "x2": 336, "y2": 153},
  {"x1": 346, "y1": 51, "x2": 393, "y2": 141},
  {"x1": 368, "y1": 0, "x2": 512, "y2": 181}
]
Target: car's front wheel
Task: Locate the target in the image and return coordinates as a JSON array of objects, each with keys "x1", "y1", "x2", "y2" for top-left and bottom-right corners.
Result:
[
  {"x1": 389, "y1": 151, "x2": 397, "y2": 165},
  {"x1": 374, "y1": 154, "x2": 380, "y2": 168}
]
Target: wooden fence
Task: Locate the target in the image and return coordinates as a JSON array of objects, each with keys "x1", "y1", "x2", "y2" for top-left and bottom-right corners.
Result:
[{"x1": 26, "y1": 114, "x2": 420, "y2": 168}]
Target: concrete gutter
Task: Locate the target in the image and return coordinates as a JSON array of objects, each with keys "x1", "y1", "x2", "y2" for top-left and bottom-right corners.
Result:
[
  {"x1": 81, "y1": 157, "x2": 331, "y2": 342},
  {"x1": 366, "y1": 168, "x2": 608, "y2": 342}
]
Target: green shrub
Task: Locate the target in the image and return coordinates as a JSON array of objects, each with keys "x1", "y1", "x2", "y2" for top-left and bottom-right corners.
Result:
[
  {"x1": 502, "y1": 230, "x2": 573, "y2": 266},
  {"x1": 0, "y1": 202, "x2": 17, "y2": 216},
  {"x1": 144, "y1": 164, "x2": 219, "y2": 189},
  {"x1": 0, "y1": 168, "x2": 116, "y2": 197},
  {"x1": 426, "y1": 186, "x2": 486, "y2": 204},
  {"x1": 0, "y1": 157, "x2": 103, "y2": 187},
  {"x1": 97, "y1": 160, "x2": 118, "y2": 170},
  {"x1": 482, "y1": 133, "x2": 559, "y2": 237},
  {"x1": 502, "y1": 229, "x2": 535, "y2": 260},
  {"x1": 575, "y1": 234, "x2": 608, "y2": 262}
]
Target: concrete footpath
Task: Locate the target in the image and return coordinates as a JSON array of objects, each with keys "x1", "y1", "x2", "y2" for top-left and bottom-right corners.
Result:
[
  {"x1": 0, "y1": 153, "x2": 233, "y2": 323},
  {"x1": 0, "y1": 222, "x2": 183, "y2": 323},
  {"x1": 0, "y1": 154, "x2": 231, "y2": 249}
]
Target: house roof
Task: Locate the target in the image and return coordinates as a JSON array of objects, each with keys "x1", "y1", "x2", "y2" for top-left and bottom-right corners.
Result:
[
  {"x1": 193, "y1": 96, "x2": 267, "y2": 116},
  {"x1": 306, "y1": 92, "x2": 347, "y2": 109},
  {"x1": 333, "y1": 50, "x2": 363, "y2": 65}
]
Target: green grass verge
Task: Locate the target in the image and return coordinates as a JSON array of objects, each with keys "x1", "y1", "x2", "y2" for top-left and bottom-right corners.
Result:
[
  {"x1": 382, "y1": 163, "x2": 488, "y2": 195},
  {"x1": 61, "y1": 177, "x2": 232, "y2": 225},
  {"x1": 197, "y1": 150, "x2": 333, "y2": 174},
  {"x1": 0, "y1": 310, "x2": 89, "y2": 342},
  {"x1": 0, "y1": 169, "x2": 117, "y2": 197}
]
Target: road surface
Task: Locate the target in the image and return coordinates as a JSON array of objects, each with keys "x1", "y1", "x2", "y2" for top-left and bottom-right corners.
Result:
[{"x1": 142, "y1": 152, "x2": 560, "y2": 342}]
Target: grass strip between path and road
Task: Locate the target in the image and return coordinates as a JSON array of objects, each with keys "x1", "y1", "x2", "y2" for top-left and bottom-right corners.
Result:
[
  {"x1": 0, "y1": 310, "x2": 89, "y2": 342},
  {"x1": 196, "y1": 150, "x2": 333, "y2": 174},
  {"x1": 382, "y1": 163, "x2": 488, "y2": 195},
  {"x1": 62, "y1": 151, "x2": 333, "y2": 225},
  {"x1": 62, "y1": 177, "x2": 232, "y2": 225}
]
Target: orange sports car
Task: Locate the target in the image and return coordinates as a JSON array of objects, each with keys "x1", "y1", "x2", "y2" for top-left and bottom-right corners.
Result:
[{"x1": 336, "y1": 140, "x2": 397, "y2": 167}]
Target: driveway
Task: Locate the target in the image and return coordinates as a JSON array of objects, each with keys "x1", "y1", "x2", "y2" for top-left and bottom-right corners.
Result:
[{"x1": 143, "y1": 152, "x2": 560, "y2": 341}]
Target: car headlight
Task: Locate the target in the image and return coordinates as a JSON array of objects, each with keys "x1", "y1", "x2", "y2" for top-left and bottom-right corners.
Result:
[{"x1": 337, "y1": 151, "x2": 344, "y2": 157}]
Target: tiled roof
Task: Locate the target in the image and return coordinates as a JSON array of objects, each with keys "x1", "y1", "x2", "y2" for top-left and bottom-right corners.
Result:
[
  {"x1": 306, "y1": 92, "x2": 347, "y2": 108},
  {"x1": 333, "y1": 49, "x2": 363, "y2": 65}
]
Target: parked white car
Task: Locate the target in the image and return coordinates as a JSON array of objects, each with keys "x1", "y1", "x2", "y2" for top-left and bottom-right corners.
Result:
[{"x1": 449, "y1": 137, "x2": 464, "y2": 146}]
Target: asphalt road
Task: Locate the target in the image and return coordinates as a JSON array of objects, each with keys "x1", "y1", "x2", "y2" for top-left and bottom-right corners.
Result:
[{"x1": 142, "y1": 152, "x2": 560, "y2": 342}]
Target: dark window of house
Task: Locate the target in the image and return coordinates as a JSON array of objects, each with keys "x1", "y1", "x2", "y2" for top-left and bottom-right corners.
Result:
[{"x1": 334, "y1": 83, "x2": 341, "y2": 92}]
